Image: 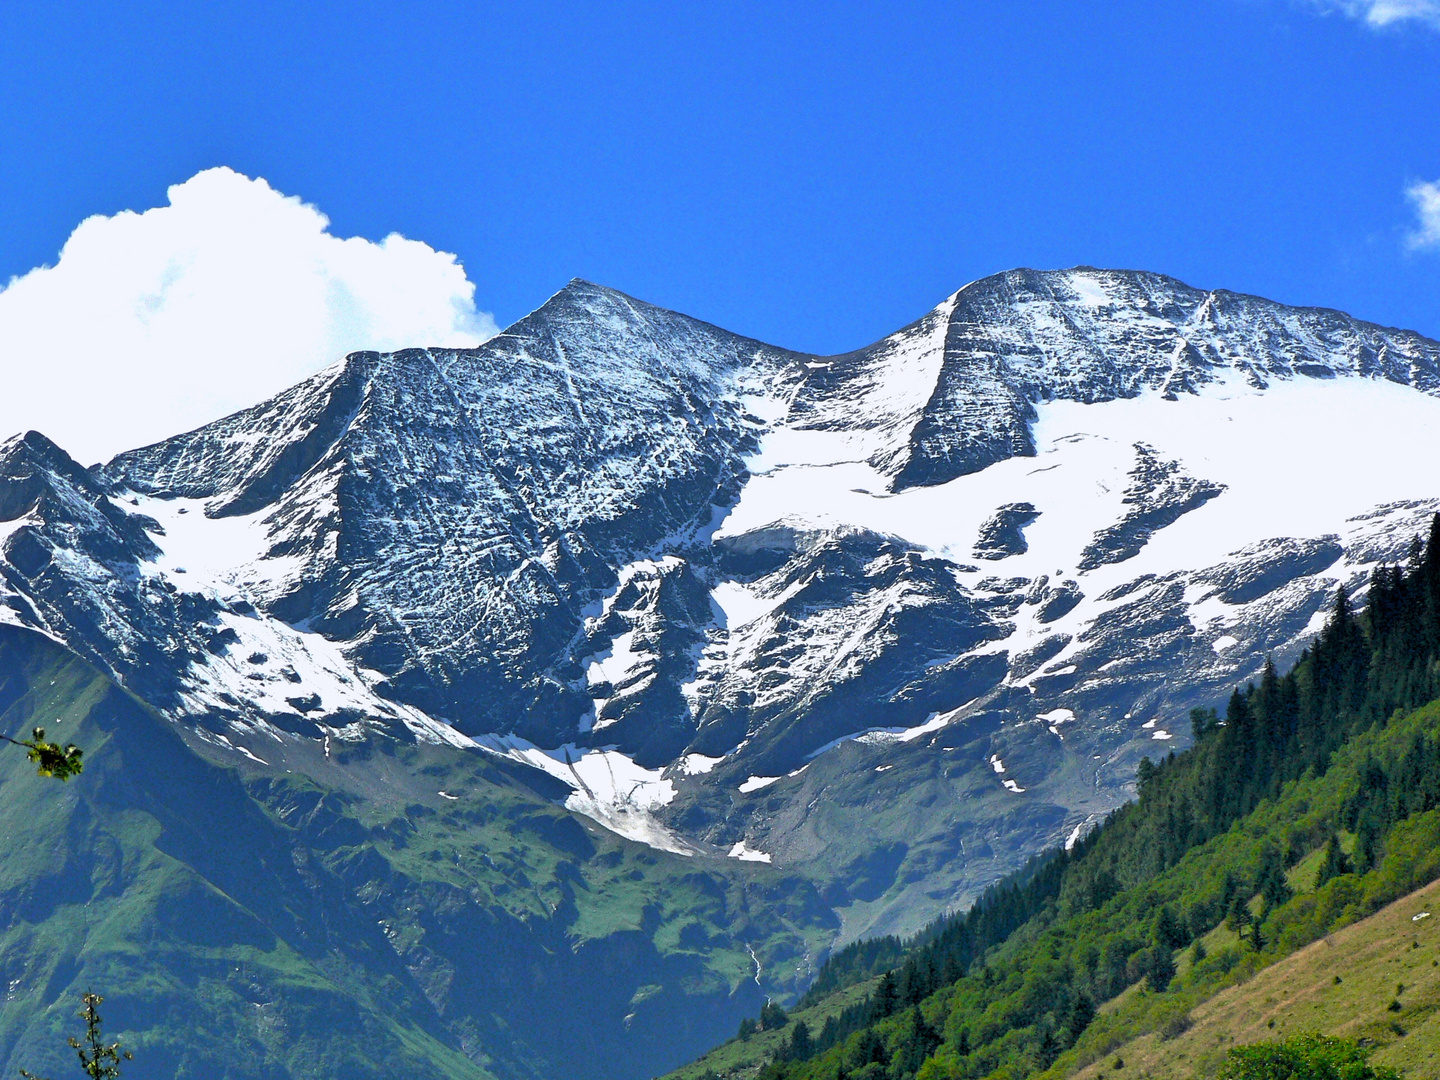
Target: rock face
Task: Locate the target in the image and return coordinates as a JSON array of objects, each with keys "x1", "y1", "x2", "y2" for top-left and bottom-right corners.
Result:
[
  {"x1": 975, "y1": 503, "x2": 1042, "y2": 560},
  {"x1": 1077, "y1": 444, "x2": 1226, "y2": 571},
  {"x1": 4, "y1": 266, "x2": 1440, "y2": 945}
]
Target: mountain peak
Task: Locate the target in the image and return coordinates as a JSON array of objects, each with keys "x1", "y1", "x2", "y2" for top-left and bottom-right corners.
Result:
[{"x1": 6, "y1": 266, "x2": 1440, "y2": 947}]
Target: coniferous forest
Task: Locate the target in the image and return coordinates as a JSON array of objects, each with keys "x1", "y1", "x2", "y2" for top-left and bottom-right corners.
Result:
[{"x1": 715, "y1": 516, "x2": 1440, "y2": 1080}]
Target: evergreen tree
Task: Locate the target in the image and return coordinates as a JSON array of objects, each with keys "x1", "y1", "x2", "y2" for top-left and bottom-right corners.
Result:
[
  {"x1": 1257, "y1": 844, "x2": 1292, "y2": 911},
  {"x1": 1190, "y1": 707, "x2": 1218, "y2": 741},
  {"x1": 1226, "y1": 891, "x2": 1252, "y2": 936},
  {"x1": 760, "y1": 1001, "x2": 789, "y2": 1031},
  {"x1": 851, "y1": 1029, "x2": 887, "y2": 1069},
  {"x1": 1148, "y1": 946, "x2": 1176, "y2": 992},
  {"x1": 869, "y1": 972, "x2": 897, "y2": 1021},
  {"x1": 786, "y1": 1020, "x2": 813, "y2": 1062},
  {"x1": 1065, "y1": 993, "x2": 1096, "y2": 1046},
  {"x1": 893, "y1": 1009, "x2": 939, "y2": 1076},
  {"x1": 1154, "y1": 904, "x2": 1188, "y2": 950},
  {"x1": 1316, "y1": 833, "x2": 1350, "y2": 887}
]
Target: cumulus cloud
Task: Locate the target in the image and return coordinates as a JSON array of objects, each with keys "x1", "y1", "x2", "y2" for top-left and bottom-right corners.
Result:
[
  {"x1": 0, "y1": 167, "x2": 498, "y2": 464},
  {"x1": 1302, "y1": 0, "x2": 1440, "y2": 29},
  {"x1": 1407, "y1": 179, "x2": 1440, "y2": 251}
]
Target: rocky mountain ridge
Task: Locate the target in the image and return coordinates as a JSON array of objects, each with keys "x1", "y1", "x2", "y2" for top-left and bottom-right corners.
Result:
[{"x1": 4, "y1": 267, "x2": 1440, "y2": 944}]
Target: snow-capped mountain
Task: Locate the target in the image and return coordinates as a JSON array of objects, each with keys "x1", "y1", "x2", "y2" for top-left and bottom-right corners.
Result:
[{"x1": 4, "y1": 267, "x2": 1439, "y2": 940}]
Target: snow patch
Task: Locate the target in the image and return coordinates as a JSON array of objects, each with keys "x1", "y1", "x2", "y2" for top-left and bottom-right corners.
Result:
[
  {"x1": 739, "y1": 775, "x2": 782, "y2": 794},
  {"x1": 476, "y1": 734, "x2": 694, "y2": 855},
  {"x1": 804, "y1": 705, "x2": 971, "y2": 762},
  {"x1": 727, "y1": 841, "x2": 773, "y2": 863},
  {"x1": 678, "y1": 753, "x2": 723, "y2": 775}
]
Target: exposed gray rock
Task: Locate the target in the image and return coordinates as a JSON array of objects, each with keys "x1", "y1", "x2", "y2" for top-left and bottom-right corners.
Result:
[
  {"x1": 1036, "y1": 579, "x2": 1084, "y2": 623},
  {"x1": 1078, "y1": 444, "x2": 1225, "y2": 571},
  {"x1": 974, "y1": 502, "x2": 1041, "y2": 560},
  {"x1": 1194, "y1": 536, "x2": 1345, "y2": 605}
]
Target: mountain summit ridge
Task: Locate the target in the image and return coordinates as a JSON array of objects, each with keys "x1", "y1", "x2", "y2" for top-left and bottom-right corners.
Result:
[{"x1": 3, "y1": 266, "x2": 1440, "y2": 942}]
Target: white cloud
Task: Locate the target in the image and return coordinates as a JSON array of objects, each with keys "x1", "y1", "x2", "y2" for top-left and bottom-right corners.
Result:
[
  {"x1": 1406, "y1": 180, "x2": 1440, "y2": 251},
  {"x1": 0, "y1": 167, "x2": 498, "y2": 464},
  {"x1": 1302, "y1": 0, "x2": 1440, "y2": 29}
]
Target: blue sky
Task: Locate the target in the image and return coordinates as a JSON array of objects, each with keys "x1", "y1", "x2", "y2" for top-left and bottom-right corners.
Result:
[{"x1": 1, "y1": 1, "x2": 1438, "y2": 454}]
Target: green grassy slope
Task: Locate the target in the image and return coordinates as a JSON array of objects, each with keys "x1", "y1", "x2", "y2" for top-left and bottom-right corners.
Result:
[
  {"x1": 1032, "y1": 694, "x2": 1440, "y2": 1080},
  {"x1": 1067, "y1": 874, "x2": 1440, "y2": 1080},
  {"x1": 0, "y1": 625, "x2": 837, "y2": 1080},
  {"x1": 666, "y1": 978, "x2": 884, "y2": 1080}
]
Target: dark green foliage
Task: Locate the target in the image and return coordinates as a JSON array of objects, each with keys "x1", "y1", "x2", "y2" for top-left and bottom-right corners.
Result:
[
  {"x1": 892, "y1": 1009, "x2": 939, "y2": 1076},
  {"x1": 1258, "y1": 845, "x2": 1293, "y2": 912},
  {"x1": 784, "y1": 1021, "x2": 813, "y2": 1062},
  {"x1": 1219, "y1": 1033, "x2": 1400, "y2": 1080},
  {"x1": 1155, "y1": 905, "x2": 1189, "y2": 950},
  {"x1": 1146, "y1": 944, "x2": 1177, "y2": 992},
  {"x1": 1065, "y1": 993, "x2": 1096, "y2": 1046},
  {"x1": 19, "y1": 993, "x2": 132, "y2": 1080},
  {"x1": 759, "y1": 1002, "x2": 789, "y2": 1031},
  {"x1": 738, "y1": 1018, "x2": 758, "y2": 1041},
  {"x1": 1316, "y1": 834, "x2": 1351, "y2": 888},
  {"x1": 796, "y1": 937, "x2": 905, "y2": 1008},
  {"x1": 1, "y1": 726, "x2": 83, "y2": 780},
  {"x1": 733, "y1": 516, "x2": 1440, "y2": 1080},
  {"x1": 1228, "y1": 890, "x2": 1255, "y2": 935}
]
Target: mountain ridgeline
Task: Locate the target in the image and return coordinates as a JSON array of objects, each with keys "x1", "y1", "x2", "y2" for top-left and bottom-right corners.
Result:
[
  {"x1": 3, "y1": 268, "x2": 1440, "y2": 1080},
  {"x1": 701, "y1": 515, "x2": 1440, "y2": 1080}
]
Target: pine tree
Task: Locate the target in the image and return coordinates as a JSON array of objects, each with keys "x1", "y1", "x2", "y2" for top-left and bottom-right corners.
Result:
[
  {"x1": 786, "y1": 1020, "x2": 813, "y2": 1061},
  {"x1": 869, "y1": 972, "x2": 898, "y2": 1021},
  {"x1": 1257, "y1": 844, "x2": 1292, "y2": 910},
  {"x1": 760, "y1": 1001, "x2": 788, "y2": 1031},
  {"x1": 1154, "y1": 904, "x2": 1188, "y2": 951},
  {"x1": 1148, "y1": 946, "x2": 1177, "y2": 992},
  {"x1": 1316, "y1": 833, "x2": 1350, "y2": 887},
  {"x1": 1226, "y1": 891, "x2": 1253, "y2": 936},
  {"x1": 1065, "y1": 993, "x2": 1096, "y2": 1046}
]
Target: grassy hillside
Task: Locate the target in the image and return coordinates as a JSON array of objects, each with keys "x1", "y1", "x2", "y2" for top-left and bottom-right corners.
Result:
[
  {"x1": 1067, "y1": 875, "x2": 1440, "y2": 1080},
  {"x1": 667, "y1": 978, "x2": 884, "y2": 1080},
  {"x1": 0, "y1": 624, "x2": 837, "y2": 1080}
]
